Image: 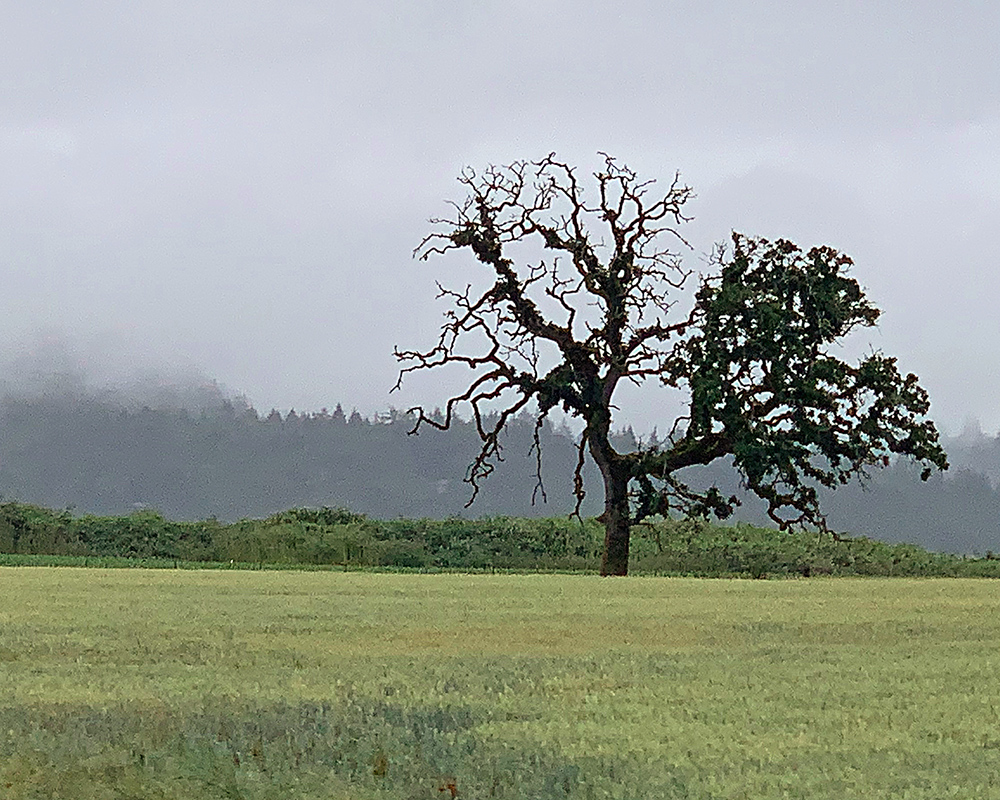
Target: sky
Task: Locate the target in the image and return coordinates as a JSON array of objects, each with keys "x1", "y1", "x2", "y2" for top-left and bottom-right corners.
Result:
[{"x1": 2, "y1": 1, "x2": 999, "y2": 437}]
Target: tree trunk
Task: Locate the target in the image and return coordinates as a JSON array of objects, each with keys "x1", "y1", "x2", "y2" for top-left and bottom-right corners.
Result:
[{"x1": 599, "y1": 461, "x2": 631, "y2": 576}]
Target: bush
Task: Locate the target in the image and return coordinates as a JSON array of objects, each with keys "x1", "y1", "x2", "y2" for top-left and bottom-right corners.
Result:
[
  {"x1": 376, "y1": 539, "x2": 430, "y2": 569},
  {"x1": 0, "y1": 501, "x2": 998, "y2": 578}
]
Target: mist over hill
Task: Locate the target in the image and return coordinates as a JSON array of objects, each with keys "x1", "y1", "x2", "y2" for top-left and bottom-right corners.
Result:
[
  {"x1": 1, "y1": 376, "x2": 998, "y2": 554},
  {"x1": 0, "y1": 388, "x2": 604, "y2": 522}
]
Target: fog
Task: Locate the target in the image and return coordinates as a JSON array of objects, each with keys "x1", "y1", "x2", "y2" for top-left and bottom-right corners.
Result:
[
  {"x1": 0, "y1": 330, "x2": 241, "y2": 413},
  {"x1": 2, "y1": 1, "x2": 998, "y2": 436}
]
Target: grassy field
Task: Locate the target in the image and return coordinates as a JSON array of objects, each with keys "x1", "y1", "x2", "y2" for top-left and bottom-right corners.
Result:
[{"x1": 2, "y1": 569, "x2": 1000, "y2": 798}]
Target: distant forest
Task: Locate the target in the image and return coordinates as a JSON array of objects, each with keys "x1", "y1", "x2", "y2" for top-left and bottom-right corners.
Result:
[{"x1": 1, "y1": 389, "x2": 999, "y2": 554}]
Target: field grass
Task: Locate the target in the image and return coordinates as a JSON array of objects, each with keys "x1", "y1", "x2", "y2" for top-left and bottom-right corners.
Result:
[{"x1": 2, "y1": 568, "x2": 1000, "y2": 798}]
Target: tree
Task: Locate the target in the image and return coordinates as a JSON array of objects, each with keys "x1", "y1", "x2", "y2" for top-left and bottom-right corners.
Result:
[{"x1": 394, "y1": 154, "x2": 948, "y2": 575}]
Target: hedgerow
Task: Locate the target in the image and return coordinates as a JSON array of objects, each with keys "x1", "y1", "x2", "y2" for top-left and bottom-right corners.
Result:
[{"x1": 0, "y1": 500, "x2": 997, "y2": 577}]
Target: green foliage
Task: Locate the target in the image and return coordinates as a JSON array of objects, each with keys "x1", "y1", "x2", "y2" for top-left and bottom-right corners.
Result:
[
  {"x1": 0, "y1": 500, "x2": 997, "y2": 578},
  {"x1": 0, "y1": 502, "x2": 77, "y2": 555},
  {"x1": 266, "y1": 506, "x2": 369, "y2": 526},
  {"x1": 629, "y1": 518, "x2": 1000, "y2": 578},
  {"x1": 376, "y1": 516, "x2": 602, "y2": 571},
  {"x1": 660, "y1": 234, "x2": 949, "y2": 528}
]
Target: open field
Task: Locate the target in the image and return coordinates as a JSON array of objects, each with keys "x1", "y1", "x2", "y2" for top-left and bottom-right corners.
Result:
[{"x1": 2, "y1": 569, "x2": 1000, "y2": 798}]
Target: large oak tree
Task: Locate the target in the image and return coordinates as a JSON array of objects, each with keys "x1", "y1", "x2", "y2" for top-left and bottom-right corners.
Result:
[{"x1": 394, "y1": 155, "x2": 948, "y2": 575}]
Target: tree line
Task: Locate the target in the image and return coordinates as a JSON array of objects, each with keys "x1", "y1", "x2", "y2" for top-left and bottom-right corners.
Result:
[
  {"x1": 0, "y1": 393, "x2": 602, "y2": 521},
  {"x1": 3, "y1": 501, "x2": 1000, "y2": 578},
  {"x1": 0, "y1": 391, "x2": 997, "y2": 554}
]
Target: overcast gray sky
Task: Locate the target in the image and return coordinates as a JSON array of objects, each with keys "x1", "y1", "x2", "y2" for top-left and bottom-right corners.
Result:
[{"x1": 2, "y1": 1, "x2": 998, "y2": 436}]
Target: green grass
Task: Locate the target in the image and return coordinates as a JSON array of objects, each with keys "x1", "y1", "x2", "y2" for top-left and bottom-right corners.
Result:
[
  {"x1": 0, "y1": 552, "x2": 597, "y2": 574},
  {"x1": 3, "y1": 568, "x2": 1000, "y2": 798}
]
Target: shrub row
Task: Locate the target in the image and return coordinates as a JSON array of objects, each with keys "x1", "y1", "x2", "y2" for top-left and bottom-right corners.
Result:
[{"x1": 1, "y1": 501, "x2": 997, "y2": 577}]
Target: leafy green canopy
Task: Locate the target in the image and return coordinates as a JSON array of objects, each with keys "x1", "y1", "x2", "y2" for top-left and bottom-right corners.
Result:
[{"x1": 644, "y1": 235, "x2": 948, "y2": 529}]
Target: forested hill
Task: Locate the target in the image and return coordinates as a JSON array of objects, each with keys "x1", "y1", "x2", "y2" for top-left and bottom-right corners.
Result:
[
  {"x1": 1, "y1": 392, "x2": 999, "y2": 554},
  {"x1": 0, "y1": 394, "x2": 604, "y2": 521}
]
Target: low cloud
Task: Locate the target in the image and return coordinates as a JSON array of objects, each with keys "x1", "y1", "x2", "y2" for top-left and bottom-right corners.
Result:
[{"x1": 0, "y1": 329, "x2": 245, "y2": 412}]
